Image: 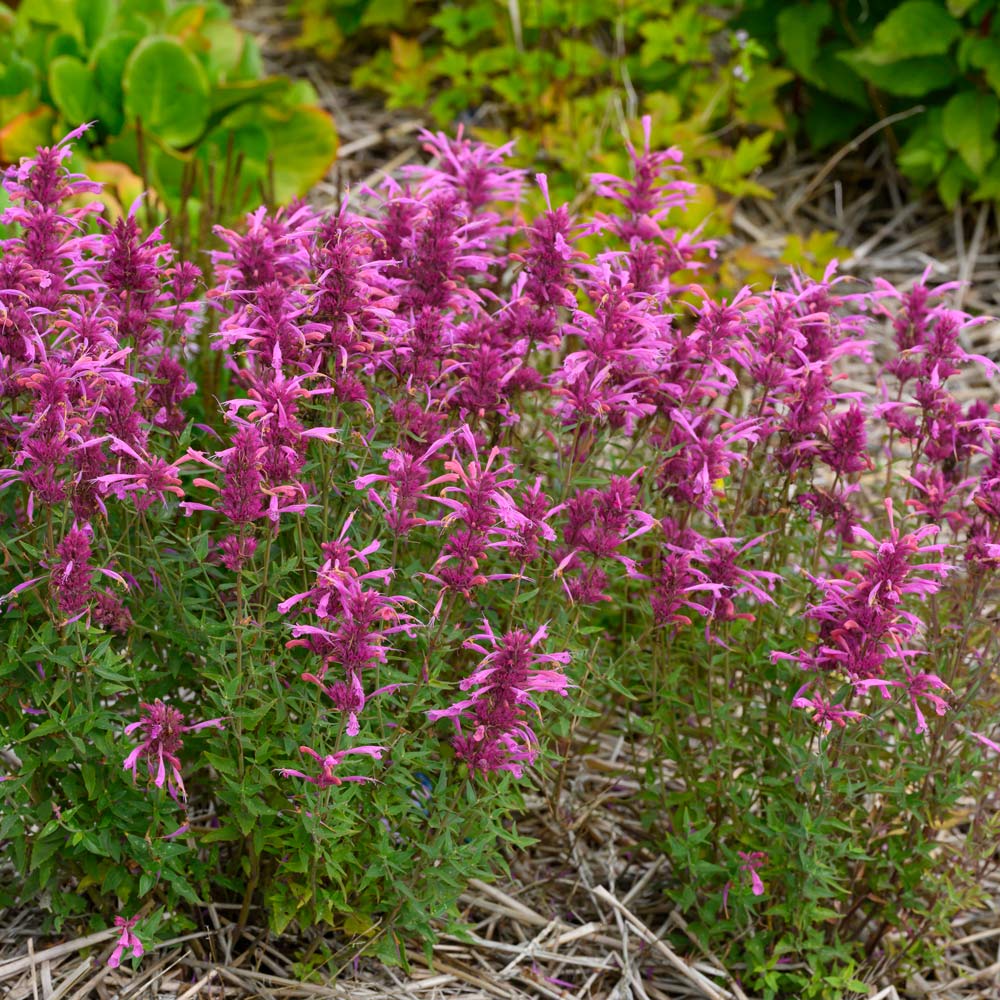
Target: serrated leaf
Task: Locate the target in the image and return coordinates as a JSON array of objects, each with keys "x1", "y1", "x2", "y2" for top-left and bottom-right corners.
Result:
[{"x1": 867, "y1": 1, "x2": 963, "y2": 62}]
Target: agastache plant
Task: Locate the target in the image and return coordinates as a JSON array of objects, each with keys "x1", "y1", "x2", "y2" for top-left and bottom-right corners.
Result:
[{"x1": 4, "y1": 120, "x2": 1000, "y2": 996}]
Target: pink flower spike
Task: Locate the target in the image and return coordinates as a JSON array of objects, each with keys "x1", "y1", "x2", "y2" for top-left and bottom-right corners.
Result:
[
  {"x1": 280, "y1": 743, "x2": 386, "y2": 789},
  {"x1": 122, "y1": 700, "x2": 224, "y2": 802}
]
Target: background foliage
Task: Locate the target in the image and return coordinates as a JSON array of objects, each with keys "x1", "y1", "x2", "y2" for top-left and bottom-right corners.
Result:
[
  {"x1": 293, "y1": 0, "x2": 1000, "y2": 212},
  {"x1": 0, "y1": 0, "x2": 337, "y2": 246}
]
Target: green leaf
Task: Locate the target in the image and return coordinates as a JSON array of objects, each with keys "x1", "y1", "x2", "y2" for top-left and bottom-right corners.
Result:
[
  {"x1": 964, "y1": 38, "x2": 1000, "y2": 94},
  {"x1": 123, "y1": 34, "x2": 209, "y2": 147},
  {"x1": 208, "y1": 77, "x2": 289, "y2": 116},
  {"x1": 937, "y1": 154, "x2": 971, "y2": 207},
  {"x1": 867, "y1": 1, "x2": 963, "y2": 61},
  {"x1": 199, "y1": 19, "x2": 246, "y2": 83},
  {"x1": 776, "y1": 4, "x2": 831, "y2": 81},
  {"x1": 898, "y1": 108, "x2": 950, "y2": 182},
  {"x1": 17, "y1": 0, "x2": 83, "y2": 37},
  {"x1": 257, "y1": 104, "x2": 338, "y2": 202},
  {"x1": 947, "y1": 0, "x2": 977, "y2": 13},
  {"x1": 77, "y1": 0, "x2": 113, "y2": 48},
  {"x1": 0, "y1": 57, "x2": 39, "y2": 100},
  {"x1": 838, "y1": 52, "x2": 957, "y2": 96},
  {"x1": 49, "y1": 55, "x2": 98, "y2": 126},
  {"x1": 92, "y1": 32, "x2": 140, "y2": 104},
  {"x1": 942, "y1": 91, "x2": 999, "y2": 174}
]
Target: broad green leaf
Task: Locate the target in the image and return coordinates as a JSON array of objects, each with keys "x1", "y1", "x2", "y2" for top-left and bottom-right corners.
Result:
[
  {"x1": 258, "y1": 104, "x2": 338, "y2": 202},
  {"x1": 16, "y1": 0, "x2": 82, "y2": 37},
  {"x1": 208, "y1": 77, "x2": 289, "y2": 116},
  {"x1": 947, "y1": 0, "x2": 977, "y2": 13},
  {"x1": 77, "y1": 0, "x2": 113, "y2": 48},
  {"x1": 839, "y1": 52, "x2": 957, "y2": 96},
  {"x1": 0, "y1": 57, "x2": 38, "y2": 99},
  {"x1": 867, "y1": 1, "x2": 963, "y2": 62},
  {"x1": 942, "y1": 91, "x2": 999, "y2": 174},
  {"x1": 776, "y1": 3, "x2": 831, "y2": 81},
  {"x1": 199, "y1": 19, "x2": 245, "y2": 81},
  {"x1": 92, "y1": 32, "x2": 139, "y2": 104},
  {"x1": 123, "y1": 34, "x2": 210, "y2": 147},
  {"x1": 49, "y1": 55, "x2": 98, "y2": 127}
]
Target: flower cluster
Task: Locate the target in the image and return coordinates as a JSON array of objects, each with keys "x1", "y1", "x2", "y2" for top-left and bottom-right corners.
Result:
[
  {"x1": 122, "y1": 699, "x2": 225, "y2": 801},
  {"x1": 428, "y1": 620, "x2": 570, "y2": 777}
]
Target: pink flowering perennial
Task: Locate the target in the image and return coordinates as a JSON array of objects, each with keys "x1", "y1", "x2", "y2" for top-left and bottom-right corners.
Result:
[{"x1": 428, "y1": 621, "x2": 570, "y2": 777}]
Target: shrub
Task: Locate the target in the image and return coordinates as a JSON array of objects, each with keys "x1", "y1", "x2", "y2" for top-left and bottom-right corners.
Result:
[{"x1": 2, "y1": 122, "x2": 1000, "y2": 995}]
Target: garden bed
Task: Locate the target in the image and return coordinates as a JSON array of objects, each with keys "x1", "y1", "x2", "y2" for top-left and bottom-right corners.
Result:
[{"x1": 4, "y1": 4, "x2": 1000, "y2": 999}]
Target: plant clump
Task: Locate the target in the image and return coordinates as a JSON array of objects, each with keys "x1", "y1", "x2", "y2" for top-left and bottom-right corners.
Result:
[{"x1": 2, "y1": 121, "x2": 1000, "y2": 997}]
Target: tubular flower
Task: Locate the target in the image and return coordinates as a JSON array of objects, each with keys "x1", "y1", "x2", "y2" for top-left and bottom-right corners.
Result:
[
  {"x1": 122, "y1": 700, "x2": 225, "y2": 801},
  {"x1": 428, "y1": 620, "x2": 570, "y2": 777}
]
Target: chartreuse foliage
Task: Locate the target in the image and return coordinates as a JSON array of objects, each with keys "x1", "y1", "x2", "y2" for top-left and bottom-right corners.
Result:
[
  {"x1": 0, "y1": 0, "x2": 337, "y2": 242},
  {"x1": 292, "y1": 0, "x2": 788, "y2": 215},
  {"x1": 3, "y1": 124, "x2": 1000, "y2": 997},
  {"x1": 298, "y1": 0, "x2": 1000, "y2": 214}
]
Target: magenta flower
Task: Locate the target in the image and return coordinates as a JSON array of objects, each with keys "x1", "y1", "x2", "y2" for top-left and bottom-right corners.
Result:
[
  {"x1": 49, "y1": 523, "x2": 95, "y2": 618},
  {"x1": 738, "y1": 851, "x2": 767, "y2": 897},
  {"x1": 855, "y1": 665, "x2": 951, "y2": 736},
  {"x1": 355, "y1": 437, "x2": 458, "y2": 536},
  {"x1": 279, "y1": 744, "x2": 385, "y2": 788},
  {"x1": 791, "y1": 685, "x2": 865, "y2": 735},
  {"x1": 123, "y1": 700, "x2": 225, "y2": 801},
  {"x1": 428, "y1": 620, "x2": 570, "y2": 778},
  {"x1": 970, "y1": 731, "x2": 1000, "y2": 755},
  {"x1": 107, "y1": 916, "x2": 144, "y2": 968}
]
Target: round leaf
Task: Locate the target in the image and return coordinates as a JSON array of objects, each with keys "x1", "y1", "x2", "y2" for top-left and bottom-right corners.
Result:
[
  {"x1": 123, "y1": 34, "x2": 209, "y2": 148},
  {"x1": 49, "y1": 55, "x2": 98, "y2": 128},
  {"x1": 259, "y1": 104, "x2": 338, "y2": 203}
]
